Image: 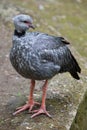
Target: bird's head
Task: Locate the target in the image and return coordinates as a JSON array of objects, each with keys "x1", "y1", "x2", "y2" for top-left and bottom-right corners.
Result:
[{"x1": 13, "y1": 14, "x2": 35, "y2": 32}]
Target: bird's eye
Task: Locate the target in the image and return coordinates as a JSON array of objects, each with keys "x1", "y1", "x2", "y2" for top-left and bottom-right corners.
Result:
[
  {"x1": 23, "y1": 21, "x2": 31, "y2": 24},
  {"x1": 23, "y1": 21, "x2": 28, "y2": 23}
]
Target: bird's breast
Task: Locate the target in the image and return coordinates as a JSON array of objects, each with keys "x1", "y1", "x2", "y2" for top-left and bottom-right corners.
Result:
[{"x1": 10, "y1": 43, "x2": 41, "y2": 78}]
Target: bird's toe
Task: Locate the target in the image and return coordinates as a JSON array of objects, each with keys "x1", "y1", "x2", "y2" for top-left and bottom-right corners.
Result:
[{"x1": 31, "y1": 107, "x2": 52, "y2": 118}]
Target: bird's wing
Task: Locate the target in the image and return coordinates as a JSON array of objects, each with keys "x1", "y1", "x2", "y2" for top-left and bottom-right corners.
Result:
[
  {"x1": 39, "y1": 43, "x2": 81, "y2": 79},
  {"x1": 39, "y1": 45, "x2": 69, "y2": 70},
  {"x1": 32, "y1": 32, "x2": 81, "y2": 79},
  {"x1": 34, "y1": 34, "x2": 70, "y2": 66},
  {"x1": 33, "y1": 32, "x2": 70, "y2": 50}
]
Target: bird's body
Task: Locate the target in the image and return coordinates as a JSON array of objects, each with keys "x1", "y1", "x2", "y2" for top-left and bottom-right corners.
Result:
[
  {"x1": 10, "y1": 14, "x2": 81, "y2": 118},
  {"x1": 10, "y1": 31, "x2": 80, "y2": 80}
]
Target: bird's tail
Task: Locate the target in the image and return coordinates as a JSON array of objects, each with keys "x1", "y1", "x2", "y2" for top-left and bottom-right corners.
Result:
[
  {"x1": 70, "y1": 71, "x2": 80, "y2": 80},
  {"x1": 69, "y1": 54, "x2": 81, "y2": 80}
]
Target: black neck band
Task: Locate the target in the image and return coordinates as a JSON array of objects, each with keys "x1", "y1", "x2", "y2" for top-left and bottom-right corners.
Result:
[{"x1": 14, "y1": 30, "x2": 25, "y2": 37}]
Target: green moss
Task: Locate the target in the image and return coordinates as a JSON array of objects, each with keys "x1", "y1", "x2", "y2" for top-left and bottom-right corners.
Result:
[
  {"x1": 70, "y1": 91, "x2": 87, "y2": 130},
  {"x1": 9, "y1": 0, "x2": 87, "y2": 58}
]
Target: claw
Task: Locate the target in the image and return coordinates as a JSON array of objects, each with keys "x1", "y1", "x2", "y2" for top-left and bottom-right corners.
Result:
[
  {"x1": 31, "y1": 107, "x2": 52, "y2": 118},
  {"x1": 13, "y1": 104, "x2": 29, "y2": 115},
  {"x1": 13, "y1": 101, "x2": 40, "y2": 115}
]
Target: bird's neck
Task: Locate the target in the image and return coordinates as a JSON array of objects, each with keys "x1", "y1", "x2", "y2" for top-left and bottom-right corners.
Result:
[{"x1": 14, "y1": 30, "x2": 26, "y2": 37}]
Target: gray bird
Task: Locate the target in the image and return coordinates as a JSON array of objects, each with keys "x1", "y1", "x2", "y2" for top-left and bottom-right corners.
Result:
[{"x1": 10, "y1": 14, "x2": 81, "y2": 118}]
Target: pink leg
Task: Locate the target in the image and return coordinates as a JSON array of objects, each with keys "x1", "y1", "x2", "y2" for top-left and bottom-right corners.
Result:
[
  {"x1": 31, "y1": 80, "x2": 52, "y2": 118},
  {"x1": 13, "y1": 80, "x2": 40, "y2": 115}
]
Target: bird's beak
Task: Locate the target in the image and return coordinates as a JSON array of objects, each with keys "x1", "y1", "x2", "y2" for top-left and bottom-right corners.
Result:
[{"x1": 29, "y1": 24, "x2": 35, "y2": 29}]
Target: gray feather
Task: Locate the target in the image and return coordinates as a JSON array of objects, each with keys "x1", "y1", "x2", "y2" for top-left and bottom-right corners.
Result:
[{"x1": 10, "y1": 14, "x2": 81, "y2": 80}]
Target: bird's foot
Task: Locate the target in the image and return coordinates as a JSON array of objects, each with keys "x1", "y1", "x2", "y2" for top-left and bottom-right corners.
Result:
[
  {"x1": 31, "y1": 106, "x2": 52, "y2": 118},
  {"x1": 13, "y1": 101, "x2": 40, "y2": 115}
]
